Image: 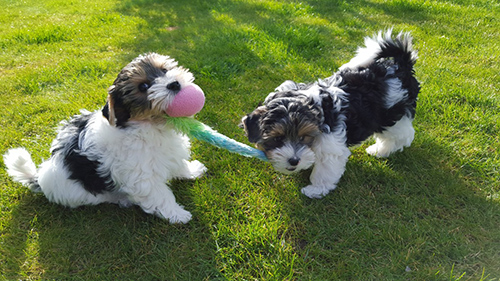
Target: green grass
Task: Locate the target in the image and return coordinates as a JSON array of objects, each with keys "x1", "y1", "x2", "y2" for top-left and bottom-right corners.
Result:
[{"x1": 1, "y1": 0, "x2": 499, "y2": 279}]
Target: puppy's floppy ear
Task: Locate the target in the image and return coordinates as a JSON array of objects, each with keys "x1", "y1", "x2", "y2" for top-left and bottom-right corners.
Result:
[
  {"x1": 102, "y1": 84, "x2": 130, "y2": 127},
  {"x1": 240, "y1": 106, "x2": 266, "y2": 143},
  {"x1": 310, "y1": 94, "x2": 332, "y2": 133},
  {"x1": 102, "y1": 94, "x2": 116, "y2": 126}
]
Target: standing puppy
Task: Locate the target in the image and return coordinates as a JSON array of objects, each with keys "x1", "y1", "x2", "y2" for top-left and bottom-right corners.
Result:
[
  {"x1": 4, "y1": 53, "x2": 206, "y2": 223},
  {"x1": 241, "y1": 30, "x2": 420, "y2": 198}
]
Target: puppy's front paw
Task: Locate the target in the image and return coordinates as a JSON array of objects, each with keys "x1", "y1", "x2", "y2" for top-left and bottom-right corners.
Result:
[
  {"x1": 158, "y1": 206, "x2": 192, "y2": 224},
  {"x1": 301, "y1": 185, "x2": 336, "y2": 199},
  {"x1": 185, "y1": 160, "x2": 207, "y2": 179}
]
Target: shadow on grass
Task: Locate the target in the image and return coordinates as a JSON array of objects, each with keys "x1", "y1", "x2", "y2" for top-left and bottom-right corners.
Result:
[
  {"x1": 1, "y1": 188, "x2": 222, "y2": 279},
  {"x1": 286, "y1": 132, "x2": 500, "y2": 278}
]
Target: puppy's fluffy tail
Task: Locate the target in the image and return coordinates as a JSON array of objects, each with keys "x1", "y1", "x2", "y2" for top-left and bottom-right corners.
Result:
[
  {"x1": 339, "y1": 29, "x2": 418, "y2": 72},
  {"x1": 3, "y1": 148, "x2": 41, "y2": 192}
]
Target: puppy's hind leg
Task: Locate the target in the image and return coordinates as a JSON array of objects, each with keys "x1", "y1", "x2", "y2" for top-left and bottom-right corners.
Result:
[
  {"x1": 301, "y1": 133, "x2": 351, "y2": 199},
  {"x1": 366, "y1": 116, "x2": 415, "y2": 158}
]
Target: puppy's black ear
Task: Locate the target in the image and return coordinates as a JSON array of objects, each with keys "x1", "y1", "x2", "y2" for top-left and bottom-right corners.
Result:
[
  {"x1": 102, "y1": 101, "x2": 110, "y2": 121},
  {"x1": 314, "y1": 94, "x2": 335, "y2": 133},
  {"x1": 240, "y1": 107, "x2": 266, "y2": 143},
  {"x1": 104, "y1": 85, "x2": 131, "y2": 127}
]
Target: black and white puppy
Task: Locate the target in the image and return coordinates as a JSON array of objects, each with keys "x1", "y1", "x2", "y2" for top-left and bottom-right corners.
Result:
[
  {"x1": 3, "y1": 53, "x2": 206, "y2": 223},
  {"x1": 241, "y1": 30, "x2": 420, "y2": 198}
]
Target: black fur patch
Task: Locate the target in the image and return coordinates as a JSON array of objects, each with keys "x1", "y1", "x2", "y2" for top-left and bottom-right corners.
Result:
[
  {"x1": 243, "y1": 112, "x2": 264, "y2": 143},
  {"x1": 52, "y1": 112, "x2": 114, "y2": 195},
  {"x1": 337, "y1": 57, "x2": 419, "y2": 146}
]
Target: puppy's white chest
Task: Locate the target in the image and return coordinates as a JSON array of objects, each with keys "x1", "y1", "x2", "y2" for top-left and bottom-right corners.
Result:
[
  {"x1": 86, "y1": 115, "x2": 192, "y2": 179},
  {"x1": 114, "y1": 124, "x2": 191, "y2": 165}
]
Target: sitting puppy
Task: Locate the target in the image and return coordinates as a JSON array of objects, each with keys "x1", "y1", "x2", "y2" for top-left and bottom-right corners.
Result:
[
  {"x1": 3, "y1": 53, "x2": 206, "y2": 223},
  {"x1": 240, "y1": 30, "x2": 420, "y2": 198}
]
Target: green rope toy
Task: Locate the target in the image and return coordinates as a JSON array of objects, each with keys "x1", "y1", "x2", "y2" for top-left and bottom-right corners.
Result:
[{"x1": 166, "y1": 117, "x2": 268, "y2": 162}]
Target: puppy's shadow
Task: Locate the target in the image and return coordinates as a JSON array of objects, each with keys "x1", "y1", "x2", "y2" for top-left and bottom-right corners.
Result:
[
  {"x1": 1, "y1": 191, "x2": 220, "y2": 279},
  {"x1": 283, "y1": 136, "x2": 500, "y2": 273}
]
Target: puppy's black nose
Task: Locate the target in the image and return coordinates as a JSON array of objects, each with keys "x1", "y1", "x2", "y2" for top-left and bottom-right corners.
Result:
[
  {"x1": 167, "y1": 81, "x2": 181, "y2": 91},
  {"x1": 288, "y1": 157, "x2": 300, "y2": 166}
]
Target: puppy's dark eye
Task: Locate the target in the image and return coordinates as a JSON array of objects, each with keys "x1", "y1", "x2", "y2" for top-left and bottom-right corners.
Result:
[
  {"x1": 271, "y1": 136, "x2": 285, "y2": 145},
  {"x1": 264, "y1": 136, "x2": 285, "y2": 150},
  {"x1": 138, "y1": 82, "x2": 150, "y2": 92},
  {"x1": 161, "y1": 68, "x2": 168, "y2": 73},
  {"x1": 262, "y1": 135, "x2": 284, "y2": 150}
]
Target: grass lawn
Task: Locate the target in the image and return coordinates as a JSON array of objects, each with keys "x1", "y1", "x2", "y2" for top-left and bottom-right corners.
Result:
[{"x1": 1, "y1": 0, "x2": 499, "y2": 279}]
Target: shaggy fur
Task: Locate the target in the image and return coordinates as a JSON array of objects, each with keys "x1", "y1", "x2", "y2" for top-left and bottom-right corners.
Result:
[
  {"x1": 4, "y1": 53, "x2": 206, "y2": 223},
  {"x1": 241, "y1": 30, "x2": 420, "y2": 198}
]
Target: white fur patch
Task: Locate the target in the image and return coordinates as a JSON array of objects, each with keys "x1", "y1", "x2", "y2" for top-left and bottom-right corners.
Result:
[
  {"x1": 366, "y1": 116, "x2": 415, "y2": 158},
  {"x1": 301, "y1": 84, "x2": 323, "y2": 104},
  {"x1": 339, "y1": 33, "x2": 385, "y2": 71},
  {"x1": 301, "y1": 127, "x2": 351, "y2": 198},
  {"x1": 3, "y1": 148, "x2": 38, "y2": 191},
  {"x1": 384, "y1": 77, "x2": 408, "y2": 108}
]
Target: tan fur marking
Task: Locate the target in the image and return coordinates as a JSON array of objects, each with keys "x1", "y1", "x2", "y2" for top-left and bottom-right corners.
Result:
[
  {"x1": 107, "y1": 94, "x2": 116, "y2": 126},
  {"x1": 298, "y1": 122, "x2": 320, "y2": 137}
]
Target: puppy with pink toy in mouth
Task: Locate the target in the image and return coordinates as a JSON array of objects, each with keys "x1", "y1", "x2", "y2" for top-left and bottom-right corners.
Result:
[
  {"x1": 4, "y1": 53, "x2": 207, "y2": 224},
  {"x1": 165, "y1": 84, "x2": 205, "y2": 117}
]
